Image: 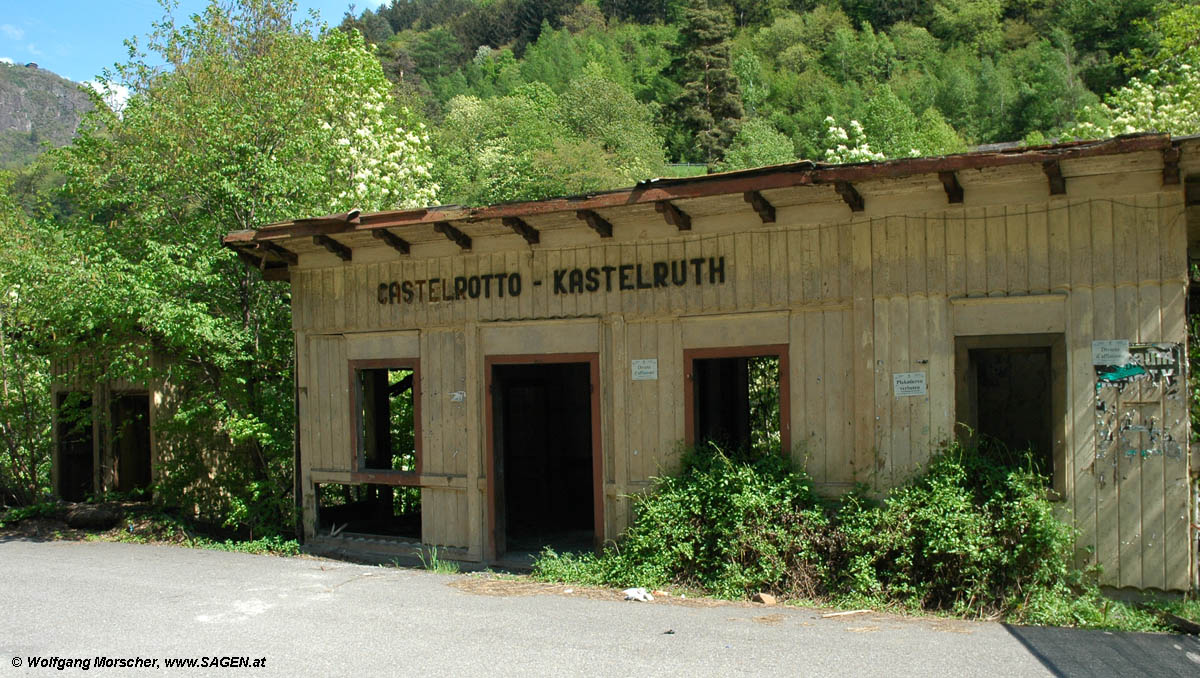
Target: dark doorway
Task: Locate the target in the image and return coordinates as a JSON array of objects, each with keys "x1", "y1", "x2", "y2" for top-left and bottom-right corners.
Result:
[
  {"x1": 110, "y1": 393, "x2": 152, "y2": 495},
  {"x1": 956, "y1": 336, "x2": 1061, "y2": 480},
  {"x1": 689, "y1": 353, "x2": 784, "y2": 455},
  {"x1": 56, "y1": 392, "x2": 94, "y2": 502},
  {"x1": 490, "y1": 361, "x2": 595, "y2": 558}
]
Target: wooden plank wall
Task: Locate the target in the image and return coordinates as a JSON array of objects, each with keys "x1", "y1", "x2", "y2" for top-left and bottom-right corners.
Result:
[{"x1": 292, "y1": 186, "x2": 1191, "y2": 589}]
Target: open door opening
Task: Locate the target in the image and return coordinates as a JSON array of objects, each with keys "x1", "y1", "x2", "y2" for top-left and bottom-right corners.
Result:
[
  {"x1": 56, "y1": 392, "x2": 94, "y2": 502},
  {"x1": 111, "y1": 393, "x2": 152, "y2": 497},
  {"x1": 490, "y1": 360, "x2": 596, "y2": 561}
]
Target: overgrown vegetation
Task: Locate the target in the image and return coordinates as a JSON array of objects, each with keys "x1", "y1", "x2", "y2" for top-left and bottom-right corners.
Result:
[
  {"x1": 0, "y1": 501, "x2": 300, "y2": 556},
  {"x1": 533, "y1": 441, "x2": 1168, "y2": 629}
]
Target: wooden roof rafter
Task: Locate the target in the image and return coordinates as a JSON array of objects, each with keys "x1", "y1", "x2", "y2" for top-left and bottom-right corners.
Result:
[
  {"x1": 1043, "y1": 160, "x2": 1066, "y2": 195},
  {"x1": 256, "y1": 241, "x2": 297, "y2": 265},
  {"x1": 502, "y1": 216, "x2": 539, "y2": 245},
  {"x1": 314, "y1": 234, "x2": 352, "y2": 262},
  {"x1": 743, "y1": 191, "x2": 776, "y2": 223},
  {"x1": 655, "y1": 200, "x2": 692, "y2": 231},
  {"x1": 938, "y1": 171, "x2": 964, "y2": 204},
  {"x1": 576, "y1": 209, "x2": 613, "y2": 238},
  {"x1": 834, "y1": 181, "x2": 864, "y2": 212},
  {"x1": 434, "y1": 221, "x2": 472, "y2": 250},
  {"x1": 371, "y1": 228, "x2": 411, "y2": 255},
  {"x1": 1163, "y1": 145, "x2": 1182, "y2": 185}
]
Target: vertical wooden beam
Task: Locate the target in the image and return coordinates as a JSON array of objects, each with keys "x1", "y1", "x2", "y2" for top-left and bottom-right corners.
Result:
[
  {"x1": 743, "y1": 191, "x2": 776, "y2": 223},
  {"x1": 655, "y1": 201, "x2": 692, "y2": 231},
  {"x1": 576, "y1": 209, "x2": 613, "y2": 238},
  {"x1": 502, "y1": 216, "x2": 539, "y2": 245},
  {"x1": 313, "y1": 235, "x2": 352, "y2": 262},
  {"x1": 938, "y1": 171, "x2": 963, "y2": 204}
]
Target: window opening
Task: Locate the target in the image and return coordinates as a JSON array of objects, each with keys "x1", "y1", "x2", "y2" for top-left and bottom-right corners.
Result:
[
  {"x1": 358, "y1": 367, "x2": 415, "y2": 472},
  {"x1": 692, "y1": 355, "x2": 782, "y2": 455}
]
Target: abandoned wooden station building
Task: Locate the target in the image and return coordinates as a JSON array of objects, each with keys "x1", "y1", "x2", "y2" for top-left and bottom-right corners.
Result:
[{"x1": 224, "y1": 133, "x2": 1200, "y2": 592}]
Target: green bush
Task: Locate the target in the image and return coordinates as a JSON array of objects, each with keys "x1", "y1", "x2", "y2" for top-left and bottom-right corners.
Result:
[{"x1": 534, "y1": 440, "x2": 1136, "y2": 627}]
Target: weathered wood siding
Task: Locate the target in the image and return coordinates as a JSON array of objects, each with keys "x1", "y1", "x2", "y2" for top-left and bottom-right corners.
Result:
[{"x1": 292, "y1": 151, "x2": 1193, "y2": 590}]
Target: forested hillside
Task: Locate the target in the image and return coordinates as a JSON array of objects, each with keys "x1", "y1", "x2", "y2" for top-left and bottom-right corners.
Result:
[{"x1": 337, "y1": 0, "x2": 1186, "y2": 204}]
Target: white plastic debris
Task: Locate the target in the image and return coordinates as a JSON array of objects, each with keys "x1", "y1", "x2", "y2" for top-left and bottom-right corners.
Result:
[{"x1": 623, "y1": 587, "x2": 654, "y2": 602}]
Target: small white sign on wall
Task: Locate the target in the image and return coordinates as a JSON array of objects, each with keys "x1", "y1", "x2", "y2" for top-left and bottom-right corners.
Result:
[
  {"x1": 893, "y1": 372, "x2": 927, "y2": 397},
  {"x1": 1092, "y1": 339, "x2": 1131, "y2": 366},
  {"x1": 449, "y1": 391, "x2": 466, "y2": 403},
  {"x1": 631, "y1": 359, "x2": 658, "y2": 381}
]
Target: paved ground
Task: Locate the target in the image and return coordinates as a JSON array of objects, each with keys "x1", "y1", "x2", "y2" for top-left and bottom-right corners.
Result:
[{"x1": 1, "y1": 539, "x2": 1198, "y2": 677}]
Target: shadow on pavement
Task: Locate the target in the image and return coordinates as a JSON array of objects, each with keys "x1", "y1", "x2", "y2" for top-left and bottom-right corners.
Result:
[{"x1": 1004, "y1": 623, "x2": 1200, "y2": 677}]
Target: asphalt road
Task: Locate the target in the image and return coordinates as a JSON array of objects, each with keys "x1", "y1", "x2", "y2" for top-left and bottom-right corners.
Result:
[{"x1": 1, "y1": 539, "x2": 1198, "y2": 677}]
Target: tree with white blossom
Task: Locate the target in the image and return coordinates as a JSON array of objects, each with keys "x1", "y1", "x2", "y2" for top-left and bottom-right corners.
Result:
[
  {"x1": 38, "y1": 0, "x2": 439, "y2": 533},
  {"x1": 821, "y1": 116, "x2": 886, "y2": 163}
]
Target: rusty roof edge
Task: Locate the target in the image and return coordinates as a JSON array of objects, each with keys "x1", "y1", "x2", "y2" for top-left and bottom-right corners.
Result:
[{"x1": 222, "y1": 133, "x2": 1171, "y2": 247}]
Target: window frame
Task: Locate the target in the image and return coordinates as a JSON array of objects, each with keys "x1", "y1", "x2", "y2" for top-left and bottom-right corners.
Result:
[
  {"x1": 349, "y1": 358, "x2": 422, "y2": 486},
  {"x1": 683, "y1": 344, "x2": 791, "y2": 454}
]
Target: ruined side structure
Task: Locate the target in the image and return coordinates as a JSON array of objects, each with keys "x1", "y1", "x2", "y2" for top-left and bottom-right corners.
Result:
[{"x1": 226, "y1": 133, "x2": 1199, "y2": 591}]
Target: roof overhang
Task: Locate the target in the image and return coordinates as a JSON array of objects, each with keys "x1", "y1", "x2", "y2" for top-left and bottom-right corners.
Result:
[{"x1": 224, "y1": 133, "x2": 1179, "y2": 281}]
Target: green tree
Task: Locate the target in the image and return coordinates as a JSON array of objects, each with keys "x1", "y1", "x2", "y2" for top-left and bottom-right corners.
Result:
[
  {"x1": 45, "y1": 0, "x2": 436, "y2": 533},
  {"x1": 716, "y1": 118, "x2": 795, "y2": 171},
  {"x1": 666, "y1": 0, "x2": 744, "y2": 165},
  {"x1": 433, "y1": 74, "x2": 665, "y2": 204}
]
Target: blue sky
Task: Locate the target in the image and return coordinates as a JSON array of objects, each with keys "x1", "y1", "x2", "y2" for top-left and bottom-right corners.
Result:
[{"x1": 0, "y1": 0, "x2": 384, "y2": 82}]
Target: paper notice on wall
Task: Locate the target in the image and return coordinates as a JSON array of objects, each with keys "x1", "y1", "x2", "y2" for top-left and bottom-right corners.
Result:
[
  {"x1": 1092, "y1": 339, "x2": 1130, "y2": 366},
  {"x1": 631, "y1": 359, "x2": 658, "y2": 381},
  {"x1": 893, "y1": 372, "x2": 927, "y2": 397}
]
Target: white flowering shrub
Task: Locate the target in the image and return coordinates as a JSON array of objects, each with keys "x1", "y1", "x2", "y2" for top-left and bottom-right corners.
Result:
[
  {"x1": 317, "y1": 30, "x2": 437, "y2": 211},
  {"x1": 1065, "y1": 62, "x2": 1200, "y2": 139},
  {"x1": 821, "y1": 116, "x2": 885, "y2": 163}
]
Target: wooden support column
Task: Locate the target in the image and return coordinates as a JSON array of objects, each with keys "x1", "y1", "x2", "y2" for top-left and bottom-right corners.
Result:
[
  {"x1": 743, "y1": 191, "x2": 776, "y2": 223},
  {"x1": 576, "y1": 210, "x2": 613, "y2": 238},
  {"x1": 834, "y1": 181, "x2": 864, "y2": 212},
  {"x1": 502, "y1": 216, "x2": 539, "y2": 245},
  {"x1": 655, "y1": 201, "x2": 691, "y2": 231},
  {"x1": 434, "y1": 221, "x2": 472, "y2": 250},
  {"x1": 314, "y1": 234, "x2": 352, "y2": 262},
  {"x1": 1043, "y1": 159, "x2": 1066, "y2": 195},
  {"x1": 371, "y1": 228, "x2": 411, "y2": 255},
  {"x1": 938, "y1": 171, "x2": 964, "y2": 203}
]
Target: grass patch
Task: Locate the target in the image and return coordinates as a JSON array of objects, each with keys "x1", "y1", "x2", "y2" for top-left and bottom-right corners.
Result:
[
  {"x1": 532, "y1": 441, "x2": 1181, "y2": 631},
  {"x1": 417, "y1": 546, "x2": 460, "y2": 574}
]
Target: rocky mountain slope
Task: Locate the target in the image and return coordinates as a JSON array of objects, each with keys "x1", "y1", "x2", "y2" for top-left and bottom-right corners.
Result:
[{"x1": 0, "y1": 62, "x2": 93, "y2": 169}]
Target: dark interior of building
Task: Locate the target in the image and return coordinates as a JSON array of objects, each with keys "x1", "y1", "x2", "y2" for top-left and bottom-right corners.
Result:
[
  {"x1": 317, "y1": 483, "x2": 422, "y2": 539},
  {"x1": 56, "y1": 392, "x2": 94, "y2": 502},
  {"x1": 492, "y1": 362, "x2": 594, "y2": 555},
  {"x1": 692, "y1": 355, "x2": 781, "y2": 454},
  {"x1": 111, "y1": 393, "x2": 152, "y2": 495},
  {"x1": 969, "y1": 346, "x2": 1054, "y2": 474}
]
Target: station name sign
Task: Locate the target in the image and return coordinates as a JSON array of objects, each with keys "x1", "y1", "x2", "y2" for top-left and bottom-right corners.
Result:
[{"x1": 376, "y1": 256, "x2": 727, "y2": 305}]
